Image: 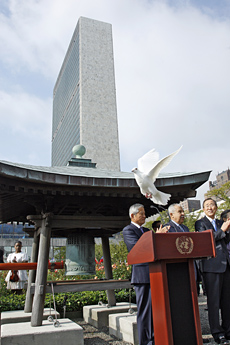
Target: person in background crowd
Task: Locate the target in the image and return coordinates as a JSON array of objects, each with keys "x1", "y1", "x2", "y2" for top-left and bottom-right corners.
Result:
[
  {"x1": 5, "y1": 240, "x2": 28, "y2": 294},
  {"x1": 195, "y1": 198, "x2": 230, "y2": 345},
  {"x1": 221, "y1": 210, "x2": 230, "y2": 222},
  {"x1": 221, "y1": 209, "x2": 230, "y2": 257}
]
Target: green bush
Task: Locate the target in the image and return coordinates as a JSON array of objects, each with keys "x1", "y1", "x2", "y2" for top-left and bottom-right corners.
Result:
[
  {"x1": 44, "y1": 289, "x2": 136, "y2": 313},
  {"x1": 0, "y1": 272, "x2": 135, "y2": 313},
  {"x1": 0, "y1": 272, "x2": 27, "y2": 312},
  {"x1": 0, "y1": 237, "x2": 134, "y2": 313}
]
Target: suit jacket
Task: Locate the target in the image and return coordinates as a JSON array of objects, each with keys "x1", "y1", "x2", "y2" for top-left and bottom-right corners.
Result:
[
  {"x1": 165, "y1": 220, "x2": 200, "y2": 280},
  {"x1": 195, "y1": 216, "x2": 230, "y2": 273},
  {"x1": 123, "y1": 223, "x2": 150, "y2": 284},
  {"x1": 164, "y1": 220, "x2": 189, "y2": 233}
]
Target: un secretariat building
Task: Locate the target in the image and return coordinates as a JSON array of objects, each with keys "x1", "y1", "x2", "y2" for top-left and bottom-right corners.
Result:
[{"x1": 52, "y1": 17, "x2": 120, "y2": 171}]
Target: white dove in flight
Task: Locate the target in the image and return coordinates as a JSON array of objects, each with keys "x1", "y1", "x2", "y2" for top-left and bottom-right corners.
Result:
[{"x1": 132, "y1": 146, "x2": 182, "y2": 205}]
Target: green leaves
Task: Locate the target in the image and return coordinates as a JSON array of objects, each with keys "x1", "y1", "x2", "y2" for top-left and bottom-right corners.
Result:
[
  {"x1": 0, "y1": 239, "x2": 134, "y2": 313},
  {"x1": 0, "y1": 273, "x2": 26, "y2": 312},
  {"x1": 206, "y1": 181, "x2": 230, "y2": 213}
]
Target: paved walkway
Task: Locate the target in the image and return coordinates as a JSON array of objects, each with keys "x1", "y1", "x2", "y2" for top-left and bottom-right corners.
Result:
[
  {"x1": 0, "y1": 294, "x2": 216, "y2": 345},
  {"x1": 73, "y1": 293, "x2": 216, "y2": 344},
  {"x1": 199, "y1": 294, "x2": 214, "y2": 344}
]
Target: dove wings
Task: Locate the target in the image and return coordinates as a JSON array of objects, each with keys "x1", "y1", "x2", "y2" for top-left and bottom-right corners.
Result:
[{"x1": 132, "y1": 146, "x2": 182, "y2": 205}]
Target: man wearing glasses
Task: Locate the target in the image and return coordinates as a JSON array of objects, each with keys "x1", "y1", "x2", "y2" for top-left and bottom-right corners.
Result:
[{"x1": 195, "y1": 198, "x2": 230, "y2": 344}]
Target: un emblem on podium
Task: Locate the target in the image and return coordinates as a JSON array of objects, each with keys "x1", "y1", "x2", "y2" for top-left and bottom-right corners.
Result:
[{"x1": 175, "y1": 236, "x2": 194, "y2": 255}]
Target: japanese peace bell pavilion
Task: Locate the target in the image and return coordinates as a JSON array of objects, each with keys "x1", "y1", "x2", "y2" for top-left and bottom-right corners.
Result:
[
  {"x1": 0, "y1": 148, "x2": 210, "y2": 325},
  {"x1": 0, "y1": 16, "x2": 211, "y2": 327}
]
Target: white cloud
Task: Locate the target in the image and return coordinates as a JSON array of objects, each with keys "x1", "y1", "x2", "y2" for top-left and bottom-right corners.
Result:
[
  {"x1": 0, "y1": 90, "x2": 52, "y2": 165},
  {"x1": 113, "y1": 2, "x2": 230, "y2": 179}
]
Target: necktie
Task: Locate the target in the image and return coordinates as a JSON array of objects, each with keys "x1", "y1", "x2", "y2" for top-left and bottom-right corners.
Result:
[
  {"x1": 140, "y1": 226, "x2": 144, "y2": 234},
  {"x1": 178, "y1": 225, "x2": 184, "y2": 232},
  {"x1": 212, "y1": 219, "x2": 217, "y2": 231}
]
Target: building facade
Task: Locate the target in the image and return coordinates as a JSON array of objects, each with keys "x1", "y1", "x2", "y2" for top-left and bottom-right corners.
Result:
[
  {"x1": 180, "y1": 199, "x2": 201, "y2": 213},
  {"x1": 207, "y1": 168, "x2": 230, "y2": 201},
  {"x1": 52, "y1": 17, "x2": 120, "y2": 170},
  {"x1": 209, "y1": 168, "x2": 230, "y2": 190},
  {"x1": 0, "y1": 224, "x2": 65, "y2": 262}
]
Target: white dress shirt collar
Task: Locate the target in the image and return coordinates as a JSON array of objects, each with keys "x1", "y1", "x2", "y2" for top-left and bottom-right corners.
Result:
[
  {"x1": 131, "y1": 221, "x2": 141, "y2": 228},
  {"x1": 171, "y1": 220, "x2": 181, "y2": 227},
  {"x1": 206, "y1": 215, "x2": 216, "y2": 223}
]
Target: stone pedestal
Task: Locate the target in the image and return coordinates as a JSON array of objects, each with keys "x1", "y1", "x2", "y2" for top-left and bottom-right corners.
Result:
[
  {"x1": 109, "y1": 312, "x2": 138, "y2": 345},
  {"x1": 83, "y1": 302, "x2": 137, "y2": 328},
  {"x1": 1, "y1": 319, "x2": 83, "y2": 345},
  {"x1": 1, "y1": 308, "x2": 59, "y2": 325}
]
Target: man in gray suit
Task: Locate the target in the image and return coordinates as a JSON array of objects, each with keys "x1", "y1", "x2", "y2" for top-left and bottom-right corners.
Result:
[
  {"x1": 195, "y1": 198, "x2": 230, "y2": 344},
  {"x1": 123, "y1": 203, "x2": 169, "y2": 345}
]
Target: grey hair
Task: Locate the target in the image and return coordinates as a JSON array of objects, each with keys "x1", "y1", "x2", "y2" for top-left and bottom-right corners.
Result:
[
  {"x1": 129, "y1": 204, "x2": 144, "y2": 218},
  {"x1": 168, "y1": 203, "x2": 180, "y2": 215}
]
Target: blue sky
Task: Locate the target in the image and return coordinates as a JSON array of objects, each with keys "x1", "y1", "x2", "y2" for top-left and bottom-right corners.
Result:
[{"x1": 0, "y1": 0, "x2": 230, "y2": 201}]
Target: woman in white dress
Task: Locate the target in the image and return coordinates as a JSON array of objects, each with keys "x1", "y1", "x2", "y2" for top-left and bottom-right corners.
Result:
[{"x1": 5, "y1": 240, "x2": 28, "y2": 294}]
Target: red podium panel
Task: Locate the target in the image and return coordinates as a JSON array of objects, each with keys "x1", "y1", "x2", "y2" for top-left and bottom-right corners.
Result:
[{"x1": 127, "y1": 230, "x2": 215, "y2": 345}]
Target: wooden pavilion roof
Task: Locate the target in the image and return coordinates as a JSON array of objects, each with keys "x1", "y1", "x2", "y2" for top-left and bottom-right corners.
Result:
[{"x1": 0, "y1": 160, "x2": 210, "y2": 236}]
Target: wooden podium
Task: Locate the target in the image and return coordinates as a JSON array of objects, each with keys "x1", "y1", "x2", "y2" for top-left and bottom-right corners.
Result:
[{"x1": 127, "y1": 230, "x2": 216, "y2": 345}]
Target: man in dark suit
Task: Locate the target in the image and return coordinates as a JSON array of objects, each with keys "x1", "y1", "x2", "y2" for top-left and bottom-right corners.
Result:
[
  {"x1": 221, "y1": 210, "x2": 230, "y2": 223},
  {"x1": 195, "y1": 198, "x2": 230, "y2": 345},
  {"x1": 123, "y1": 203, "x2": 169, "y2": 345},
  {"x1": 164, "y1": 203, "x2": 202, "y2": 284},
  {"x1": 221, "y1": 210, "x2": 230, "y2": 258},
  {"x1": 164, "y1": 203, "x2": 189, "y2": 232}
]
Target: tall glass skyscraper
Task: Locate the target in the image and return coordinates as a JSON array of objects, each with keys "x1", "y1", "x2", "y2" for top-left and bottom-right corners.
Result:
[{"x1": 52, "y1": 17, "x2": 120, "y2": 170}]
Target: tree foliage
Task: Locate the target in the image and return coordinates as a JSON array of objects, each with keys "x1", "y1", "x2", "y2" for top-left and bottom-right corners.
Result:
[
  {"x1": 95, "y1": 236, "x2": 129, "y2": 265},
  {"x1": 146, "y1": 209, "x2": 203, "y2": 232},
  {"x1": 53, "y1": 246, "x2": 66, "y2": 261},
  {"x1": 183, "y1": 210, "x2": 203, "y2": 232},
  {"x1": 206, "y1": 181, "x2": 230, "y2": 210}
]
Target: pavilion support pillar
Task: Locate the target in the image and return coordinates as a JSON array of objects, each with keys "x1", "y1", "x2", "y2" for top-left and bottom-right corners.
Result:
[
  {"x1": 24, "y1": 230, "x2": 39, "y2": 312},
  {"x1": 31, "y1": 213, "x2": 53, "y2": 327},
  {"x1": 101, "y1": 236, "x2": 116, "y2": 306}
]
